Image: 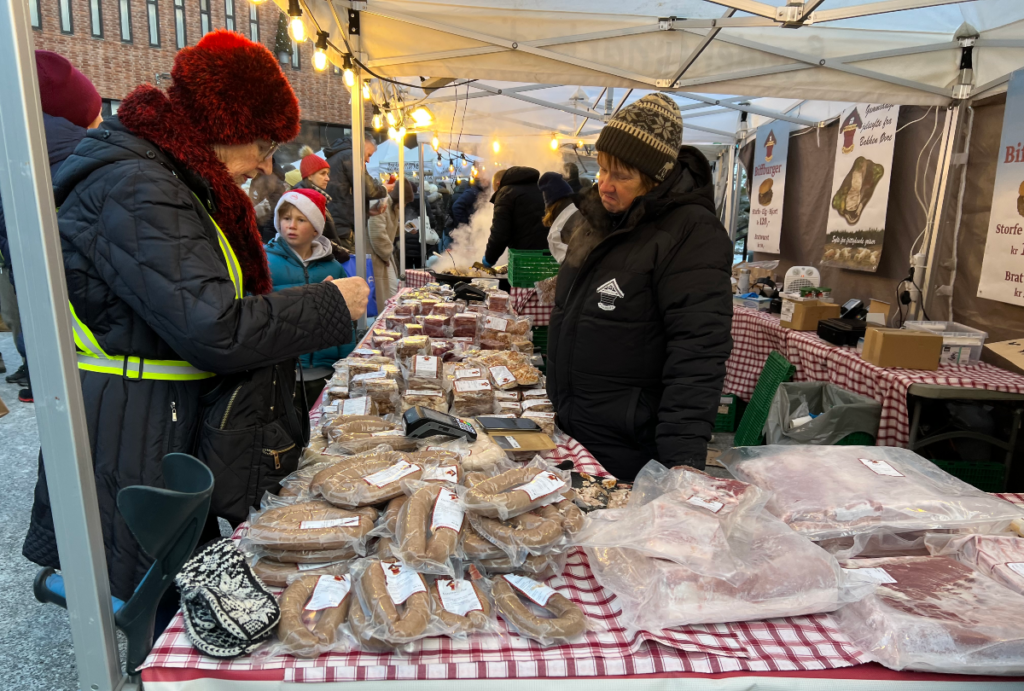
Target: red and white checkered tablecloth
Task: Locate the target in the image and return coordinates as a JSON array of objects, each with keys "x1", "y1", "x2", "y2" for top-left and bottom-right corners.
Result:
[
  {"x1": 403, "y1": 269, "x2": 433, "y2": 289},
  {"x1": 724, "y1": 307, "x2": 1024, "y2": 447},
  {"x1": 511, "y1": 287, "x2": 553, "y2": 326}
]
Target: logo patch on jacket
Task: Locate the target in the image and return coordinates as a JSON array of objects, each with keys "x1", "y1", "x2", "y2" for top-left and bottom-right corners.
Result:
[{"x1": 596, "y1": 279, "x2": 625, "y2": 311}]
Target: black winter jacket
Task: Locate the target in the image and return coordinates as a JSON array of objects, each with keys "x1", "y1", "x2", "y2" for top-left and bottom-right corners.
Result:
[
  {"x1": 450, "y1": 182, "x2": 483, "y2": 228},
  {"x1": 22, "y1": 118, "x2": 353, "y2": 601},
  {"x1": 0, "y1": 114, "x2": 87, "y2": 274},
  {"x1": 484, "y1": 166, "x2": 547, "y2": 266},
  {"x1": 322, "y1": 138, "x2": 387, "y2": 239},
  {"x1": 546, "y1": 147, "x2": 733, "y2": 481}
]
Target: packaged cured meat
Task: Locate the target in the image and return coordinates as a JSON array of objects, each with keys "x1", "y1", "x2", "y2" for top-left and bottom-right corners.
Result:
[
  {"x1": 389, "y1": 335, "x2": 431, "y2": 360},
  {"x1": 349, "y1": 378, "x2": 401, "y2": 416},
  {"x1": 323, "y1": 415, "x2": 395, "y2": 443},
  {"x1": 511, "y1": 340, "x2": 534, "y2": 354},
  {"x1": 401, "y1": 389, "x2": 448, "y2": 415},
  {"x1": 244, "y1": 500, "x2": 375, "y2": 553},
  {"x1": 407, "y1": 450, "x2": 463, "y2": 486},
  {"x1": 722, "y1": 446, "x2": 1021, "y2": 556},
  {"x1": 427, "y1": 422, "x2": 507, "y2": 471},
  {"x1": 393, "y1": 302, "x2": 418, "y2": 317},
  {"x1": 834, "y1": 556, "x2": 1024, "y2": 674},
  {"x1": 579, "y1": 461, "x2": 865, "y2": 629},
  {"x1": 474, "y1": 551, "x2": 567, "y2": 580},
  {"x1": 521, "y1": 388, "x2": 548, "y2": 400},
  {"x1": 372, "y1": 335, "x2": 396, "y2": 348},
  {"x1": 498, "y1": 401, "x2": 523, "y2": 415},
  {"x1": 403, "y1": 323, "x2": 424, "y2": 338},
  {"x1": 421, "y1": 315, "x2": 450, "y2": 339},
  {"x1": 452, "y1": 312, "x2": 480, "y2": 339},
  {"x1": 431, "y1": 302, "x2": 460, "y2": 318},
  {"x1": 350, "y1": 559, "x2": 446, "y2": 645},
  {"x1": 521, "y1": 411, "x2": 556, "y2": 435},
  {"x1": 250, "y1": 558, "x2": 350, "y2": 588},
  {"x1": 461, "y1": 458, "x2": 571, "y2": 520},
  {"x1": 393, "y1": 483, "x2": 465, "y2": 576},
  {"x1": 520, "y1": 398, "x2": 553, "y2": 413},
  {"x1": 488, "y1": 366, "x2": 518, "y2": 390},
  {"x1": 347, "y1": 348, "x2": 384, "y2": 361},
  {"x1": 486, "y1": 291, "x2": 510, "y2": 312},
  {"x1": 385, "y1": 314, "x2": 413, "y2": 331},
  {"x1": 451, "y1": 378, "x2": 497, "y2": 417},
  {"x1": 430, "y1": 575, "x2": 500, "y2": 638},
  {"x1": 925, "y1": 534, "x2": 1024, "y2": 595},
  {"x1": 254, "y1": 574, "x2": 354, "y2": 658},
  {"x1": 491, "y1": 574, "x2": 589, "y2": 646},
  {"x1": 311, "y1": 446, "x2": 424, "y2": 508},
  {"x1": 495, "y1": 390, "x2": 520, "y2": 402},
  {"x1": 403, "y1": 355, "x2": 442, "y2": 390},
  {"x1": 467, "y1": 511, "x2": 564, "y2": 562},
  {"x1": 535, "y1": 275, "x2": 557, "y2": 306},
  {"x1": 429, "y1": 339, "x2": 455, "y2": 359},
  {"x1": 478, "y1": 351, "x2": 541, "y2": 388}
]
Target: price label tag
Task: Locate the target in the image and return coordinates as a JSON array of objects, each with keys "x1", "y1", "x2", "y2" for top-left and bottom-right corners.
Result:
[
  {"x1": 686, "y1": 494, "x2": 724, "y2": 513},
  {"x1": 431, "y1": 489, "x2": 465, "y2": 532},
  {"x1": 352, "y1": 371, "x2": 388, "y2": 383},
  {"x1": 454, "y1": 368, "x2": 483, "y2": 380},
  {"x1": 304, "y1": 575, "x2": 351, "y2": 611},
  {"x1": 382, "y1": 561, "x2": 427, "y2": 605},
  {"x1": 436, "y1": 578, "x2": 483, "y2": 616},
  {"x1": 363, "y1": 461, "x2": 421, "y2": 487},
  {"x1": 503, "y1": 436, "x2": 522, "y2": 449},
  {"x1": 521, "y1": 398, "x2": 552, "y2": 411},
  {"x1": 297, "y1": 560, "x2": 344, "y2": 571},
  {"x1": 489, "y1": 366, "x2": 516, "y2": 388},
  {"x1": 843, "y1": 566, "x2": 897, "y2": 584},
  {"x1": 483, "y1": 316, "x2": 509, "y2": 332},
  {"x1": 454, "y1": 379, "x2": 492, "y2": 393},
  {"x1": 423, "y1": 465, "x2": 460, "y2": 482},
  {"x1": 858, "y1": 458, "x2": 905, "y2": 477},
  {"x1": 781, "y1": 300, "x2": 796, "y2": 322},
  {"x1": 503, "y1": 574, "x2": 556, "y2": 606},
  {"x1": 515, "y1": 471, "x2": 565, "y2": 501},
  {"x1": 300, "y1": 517, "x2": 362, "y2": 529},
  {"x1": 1006, "y1": 562, "x2": 1024, "y2": 578},
  {"x1": 343, "y1": 396, "x2": 372, "y2": 416},
  {"x1": 414, "y1": 356, "x2": 439, "y2": 378}
]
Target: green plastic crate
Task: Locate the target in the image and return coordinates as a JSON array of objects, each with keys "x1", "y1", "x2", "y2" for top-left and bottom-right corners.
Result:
[
  {"x1": 715, "y1": 394, "x2": 739, "y2": 433},
  {"x1": 532, "y1": 326, "x2": 549, "y2": 357},
  {"x1": 837, "y1": 431, "x2": 876, "y2": 445},
  {"x1": 930, "y1": 459, "x2": 1007, "y2": 493},
  {"x1": 508, "y1": 249, "x2": 559, "y2": 288},
  {"x1": 734, "y1": 351, "x2": 796, "y2": 447}
]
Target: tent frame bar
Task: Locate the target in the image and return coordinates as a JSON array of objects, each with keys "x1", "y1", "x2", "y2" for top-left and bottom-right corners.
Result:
[
  {"x1": 667, "y1": 8, "x2": 736, "y2": 88},
  {"x1": 918, "y1": 105, "x2": 962, "y2": 321}
]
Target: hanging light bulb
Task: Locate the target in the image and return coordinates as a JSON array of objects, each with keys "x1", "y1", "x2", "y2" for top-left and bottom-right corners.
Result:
[
  {"x1": 431, "y1": 134, "x2": 439, "y2": 151},
  {"x1": 409, "y1": 106, "x2": 434, "y2": 128},
  {"x1": 287, "y1": 0, "x2": 304, "y2": 42},
  {"x1": 460, "y1": 155, "x2": 468, "y2": 168},
  {"x1": 387, "y1": 126, "x2": 398, "y2": 140},
  {"x1": 577, "y1": 139, "x2": 584, "y2": 148},
  {"x1": 492, "y1": 141, "x2": 500, "y2": 154},
  {"x1": 362, "y1": 81, "x2": 371, "y2": 100},
  {"x1": 396, "y1": 126, "x2": 406, "y2": 142},
  {"x1": 448, "y1": 162, "x2": 455, "y2": 173},
  {"x1": 471, "y1": 166, "x2": 478, "y2": 177},
  {"x1": 371, "y1": 106, "x2": 382, "y2": 131},
  {"x1": 436, "y1": 154, "x2": 443, "y2": 169},
  {"x1": 385, "y1": 107, "x2": 397, "y2": 128},
  {"x1": 312, "y1": 31, "x2": 329, "y2": 71},
  {"x1": 550, "y1": 137, "x2": 559, "y2": 150},
  {"x1": 342, "y1": 55, "x2": 355, "y2": 88}
]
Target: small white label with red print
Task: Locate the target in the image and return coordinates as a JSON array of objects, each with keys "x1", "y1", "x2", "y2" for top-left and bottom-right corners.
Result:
[
  {"x1": 436, "y1": 578, "x2": 483, "y2": 616},
  {"x1": 300, "y1": 517, "x2": 362, "y2": 530},
  {"x1": 382, "y1": 561, "x2": 427, "y2": 605},
  {"x1": 414, "y1": 356, "x2": 439, "y2": 378},
  {"x1": 489, "y1": 366, "x2": 516, "y2": 388},
  {"x1": 363, "y1": 461, "x2": 420, "y2": 487},
  {"x1": 515, "y1": 471, "x2": 565, "y2": 501},
  {"x1": 431, "y1": 489, "x2": 465, "y2": 533},
  {"x1": 503, "y1": 574, "x2": 556, "y2": 606},
  {"x1": 305, "y1": 574, "x2": 351, "y2": 611},
  {"x1": 858, "y1": 458, "x2": 905, "y2": 477},
  {"x1": 454, "y1": 368, "x2": 482, "y2": 380},
  {"x1": 483, "y1": 316, "x2": 509, "y2": 332},
  {"x1": 686, "y1": 494, "x2": 725, "y2": 513},
  {"x1": 423, "y1": 465, "x2": 460, "y2": 482},
  {"x1": 455, "y1": 379, "x2": 492, "y2": 393},
  {"x1": 343, "y1": 396, "x2": 373, "y2": 416}
]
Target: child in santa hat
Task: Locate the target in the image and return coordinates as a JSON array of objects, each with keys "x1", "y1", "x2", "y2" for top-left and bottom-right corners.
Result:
[{"x1": 266, "y1": 188, "x2": 356, "y2": 398}]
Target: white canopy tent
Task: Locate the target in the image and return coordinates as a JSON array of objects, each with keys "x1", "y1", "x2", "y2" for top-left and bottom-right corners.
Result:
[{"x1": 0, "y1": 2, "x2": 1023, "y2": 691}]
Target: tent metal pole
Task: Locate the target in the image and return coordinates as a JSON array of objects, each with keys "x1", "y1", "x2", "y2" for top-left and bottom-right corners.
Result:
[
  {"x1": 667, "y1": 8, "x2": 736, "y2": 87},
  {"x1": 918, "y1": 105, "x2": 962, "y2": 321},
  {"x1": 419, "y1": 142, "x2": 426, "y2": 267},
  {"x1": 730, "y1": 140, "x2": 744, "y2": 244},
  {"x1": 469, "y1": 82, "x2": 605, "y2": 122},
  {"x1": 399, "y1": 139, "x2": 406, "y2": 279},
  {"x1": 673, "y1": 92, "x2": 818, "y2": 127},
  {"x1": 350, "y1": 54, "x2": 368, "y2": 330},
  {"x1": 723, "y1": 142, "x2": 736, "y2": 239},
  {"x1": 702, "y1": 0, "x2": 777, "y2": 19},
  {"x1": 811, "y1": 0, "x2": 975, "y2": 24},
  {"x1": 423, "y1": 83, "x2": 555, "y2": 105},
  {"x1": 0, "y1": 0, "x2": 127, "y2": 688}
]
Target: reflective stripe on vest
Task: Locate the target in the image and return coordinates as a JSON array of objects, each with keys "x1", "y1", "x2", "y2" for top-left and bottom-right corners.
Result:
[{"x1": 70, "y1": 195, "x2": 244, "y2": 381}]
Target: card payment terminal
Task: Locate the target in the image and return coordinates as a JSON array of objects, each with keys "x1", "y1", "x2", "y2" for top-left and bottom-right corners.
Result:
[{"x1": 403, "y1": 406, "x2": 478, "y2": 441}]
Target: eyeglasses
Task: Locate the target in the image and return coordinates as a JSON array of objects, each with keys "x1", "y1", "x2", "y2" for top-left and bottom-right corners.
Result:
[{"x1": 258, "y1": 140, "x2": 279, "y2": 163}]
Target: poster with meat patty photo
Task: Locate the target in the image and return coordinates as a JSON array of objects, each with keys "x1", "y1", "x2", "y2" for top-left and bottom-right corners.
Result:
[{"x1": 821, "y1": 103, "x2": 900, "y2": 272}]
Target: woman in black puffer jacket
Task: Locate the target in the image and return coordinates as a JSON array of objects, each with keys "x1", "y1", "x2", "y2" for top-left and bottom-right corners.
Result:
[
  {"x1": 22, "y1": 31, "x2": 369, "y2": 602},
  {"x1": 546, "y1": 94, "x2": 733, "y2": 481}
]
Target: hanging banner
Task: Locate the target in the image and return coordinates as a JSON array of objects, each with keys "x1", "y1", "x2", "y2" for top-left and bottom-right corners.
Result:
[
  {"x1": 820, "y1": 103, "x2": 899, "y2": 272},
  {"x1": 978, "y1": 69, "x2": 1024, "y2": 307},
  {"x1": 749, "y1": 121, "x2": 794, "y2": 254}
]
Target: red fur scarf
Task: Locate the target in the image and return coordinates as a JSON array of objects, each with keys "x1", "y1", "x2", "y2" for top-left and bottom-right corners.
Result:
[{"x1": 117, "y1": 84, "x2": 272, "y2": 295}]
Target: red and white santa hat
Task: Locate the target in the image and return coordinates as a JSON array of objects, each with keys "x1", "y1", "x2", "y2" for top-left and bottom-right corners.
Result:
[{"x1": 274, "y1": 188, "x2": 327, "y2": 237}]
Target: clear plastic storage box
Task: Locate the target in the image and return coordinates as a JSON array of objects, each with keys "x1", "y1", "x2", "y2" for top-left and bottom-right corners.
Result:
[
  {"x1": 733, "y1": 295, "x2": 772, "y2": 312},
  {"x1": 903, "y1": 321, "x2": 988, "y2": 365}
]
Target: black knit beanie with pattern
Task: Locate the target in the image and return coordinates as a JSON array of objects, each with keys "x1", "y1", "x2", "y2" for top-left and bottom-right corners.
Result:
[{"x1": 596, "y1": 93, "x2": 682, "y2": 182}]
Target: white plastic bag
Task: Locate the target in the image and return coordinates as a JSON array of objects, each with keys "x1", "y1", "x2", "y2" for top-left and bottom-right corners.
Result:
[{"x1": 925, "y1": 533, "x2": 1024, "y2": 595}]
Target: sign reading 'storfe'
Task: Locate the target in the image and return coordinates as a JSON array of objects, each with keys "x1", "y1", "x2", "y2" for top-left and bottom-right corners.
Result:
[{"x1": 978, "y1": 69, "x2": 1024, "y2": 307}]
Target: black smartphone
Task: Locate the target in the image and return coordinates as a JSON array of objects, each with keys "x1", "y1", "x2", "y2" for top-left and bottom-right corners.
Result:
[{"x1": 475, "y1": 416, "x2": 541, "y2": 432}]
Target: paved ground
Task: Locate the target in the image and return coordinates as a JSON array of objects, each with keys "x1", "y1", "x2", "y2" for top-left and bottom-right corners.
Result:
[{"x1": 0, "y1": 332, "x2": 81, "y2": 690}]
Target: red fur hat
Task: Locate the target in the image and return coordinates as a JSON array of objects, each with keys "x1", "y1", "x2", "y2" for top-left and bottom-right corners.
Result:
[
  {"x1": 169, "y1": 30, "x2": 300, "y2": 146},
  {"x1": 300, "y1": 153, "x2": 329, "y2": 180}
]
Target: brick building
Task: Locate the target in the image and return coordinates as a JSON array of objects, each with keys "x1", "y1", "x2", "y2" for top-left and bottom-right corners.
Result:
[{"x1": 30, "y1": 0, "x2": 368, "y2": 152}]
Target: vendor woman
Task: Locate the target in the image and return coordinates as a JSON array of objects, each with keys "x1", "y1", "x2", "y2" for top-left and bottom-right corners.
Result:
[
  {"x1": 546, "y1": 94, "x2": 733, "y2": 480},
  {"x1": 22, "y1": 31, "x2": 369, "y2": 603}
]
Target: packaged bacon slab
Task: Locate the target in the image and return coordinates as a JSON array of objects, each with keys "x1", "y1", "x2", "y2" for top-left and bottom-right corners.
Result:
[
  {"x1": 579, "y1": 462, "x2": 867, "y2": 629},
  {"x1": 834, "y1": 555, "x2": 1024, "y2": 674},
  {"x1": 721, "y1": 445, "x2": 1020, "y2": 556}
]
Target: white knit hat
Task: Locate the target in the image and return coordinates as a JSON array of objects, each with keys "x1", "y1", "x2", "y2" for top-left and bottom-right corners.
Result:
[{"x1": 274, "y1": 188, "x2": 326, "y2": 237}]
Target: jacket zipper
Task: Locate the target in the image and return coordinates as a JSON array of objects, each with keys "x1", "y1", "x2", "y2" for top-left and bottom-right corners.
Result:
[
  {"x1": 262, "y1": 443, "x2": 296, "y2": 470},
  {"x1": 171, "y1": 401, "x2": 177, "y2": 422},
  {"x1": 220, "y1": 385, "x2": 244, "y2": 429}
]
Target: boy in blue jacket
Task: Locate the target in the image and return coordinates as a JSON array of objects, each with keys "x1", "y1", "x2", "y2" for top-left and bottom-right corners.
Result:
[{"x1": 266, "y1": 188, "x2": 356, "y2": 402}]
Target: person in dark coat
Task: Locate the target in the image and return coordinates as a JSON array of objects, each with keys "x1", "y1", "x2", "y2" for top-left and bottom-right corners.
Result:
[
  {"x1": 538, "y1": 172, "x2": 579, "y2": 264},
  {"x1": 0, "y1": 51, "x2": 103, "y2": 397},
  {"x1": 481, "y1": 166, "x2": 548, "y2": 267},
  {"x1": 22, "y1": 31, "x2": 370, "y2": 603},
  {"x1": 449, "y1": 178, "x2": 484, "y2": 229},
  {"x1": 546, "y1": 93, "x2": 733, "y2": 481},
  {"x1": 321, "y1": 136, "x2": 388, "y2": 251},
  {"x1": 563, "y1": 161, "x2": 583, "y2": 193}
]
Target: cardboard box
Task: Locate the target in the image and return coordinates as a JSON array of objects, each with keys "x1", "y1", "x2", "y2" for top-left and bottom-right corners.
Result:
[
  {"x1": 780, "y1": 298, "x2": 841, "y2": 331},
  {"x1": 868, "y1": 299, "x2": 891, "y2": 320},
  {"x1": 862, "y1": 327, "x2": 943, "y2": 370},
  {"x1": 985, "y1": 338, "x2": 1024, "y2": 376},
  {"x1": 486, "y1": 429, "x2": 556, "y2": 453}
]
